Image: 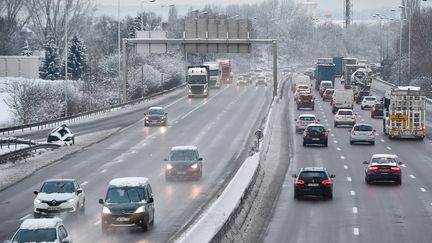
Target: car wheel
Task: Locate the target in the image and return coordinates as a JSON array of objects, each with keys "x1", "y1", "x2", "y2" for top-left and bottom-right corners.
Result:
[
  {"x1": 297, "y1": 106, "x2": 299, "y2": 110},
  {"x1": 196, "y1": 170, "x2": 202, "y2": 181},
  {"x1": 370, "y1": 141, "x2": 375, "y2": 145},
  {"x1": 361, "y1": 106, "x2": 364, "y2": 110},
  {"x1": 350, "y1": 140, "x2": 354, "y2": 145},
  {"x1": 294, "y1": 191, "x2": 301, "y2": 199},
  {"x1": 312, "y1": 106, "x2": 315, "y2": 110},
  {"x1": 302, "y1": 141, "x2": 307, "y2": 147},
  {"x1": 33, "y1": 212, "x2": 41, "y2": 218},
  {"x1": 371, "y1": 114, "x2": 374, "y2": 118},
  {"x1": 334, "y1": 122, "x2": 337, "y2": 128},
  {"x1": 150, "y1": 211, "x2": 155, "y2": 226},
  {"x1": 79, "y1": 200, "x2": 85, "y2": 215},
  {"x1": 365, "y1": 177, "x2": 371, "y2": 184},
  {"x1": 328, "y1": 193, "x2": 333, "y2": 200},
  {"x1": 142, "y1": 217, "x2": 150, "y2": 232},
  {"x1": 324, "y1": 141, "x2": 328, "y2": 147},
  {"x1": 396, "y1": 178, "x2": 402, "y2": 185}
]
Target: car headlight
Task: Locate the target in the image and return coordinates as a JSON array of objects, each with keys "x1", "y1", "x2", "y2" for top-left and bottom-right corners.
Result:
[
  {"x1": 67, "y1": 198, "x2": 75, "y2": 203},
  {"x1": 145, "y1": 117, "x2": 149, "y2": 120},
  {"x1": 102, "y1": 206, "x2": 111, "y2": 214},
  {"x1": 191, "y1": 163, "x2": 199, "y2": 169},
  {"x1": 34, "y1": 199, "x2": 42, "y2": 204},
  {"x1": 135, "y1": 206, "x2": 145, "y2": 213},
  {"x1": 166, "y1": 164, "x2": 173, "y2": 170},
  {"x1": 188, "y1": 89, "x2": 192, "y2": 93}
]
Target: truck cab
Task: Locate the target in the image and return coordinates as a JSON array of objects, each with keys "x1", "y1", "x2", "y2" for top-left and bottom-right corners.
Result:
[{"x1": 187, "y1": 66, "x2": 210, "y2": 98}]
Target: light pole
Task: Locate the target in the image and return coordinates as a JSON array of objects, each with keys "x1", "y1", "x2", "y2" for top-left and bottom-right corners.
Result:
[
  {"x1": 399, "y1": 4, "x2": 410, "y2": 82},
  {"x1": 64, "y1": 3, "x2": 69, "y2": 117},
  {"x1": 118, "y1": 0, "x2": 121, "y2": 103}
]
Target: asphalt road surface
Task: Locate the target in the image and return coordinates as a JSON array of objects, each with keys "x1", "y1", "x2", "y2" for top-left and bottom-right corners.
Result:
[
  {"x1": 263, "y1": 79, "x2": 432, "y2": 243},
  {"x1": 0, "y1": 84, "x2": 271, "y2": 243}
]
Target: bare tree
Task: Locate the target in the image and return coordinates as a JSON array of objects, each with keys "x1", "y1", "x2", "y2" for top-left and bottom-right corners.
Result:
[{"x1": 0, "y1": 0, "x2": 31, "y2": 54}]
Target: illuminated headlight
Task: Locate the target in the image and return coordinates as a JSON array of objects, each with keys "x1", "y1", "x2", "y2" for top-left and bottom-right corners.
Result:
[
  {"x1": 145, "y1": 117, "x2": 149, "y2": 120},
  {"x1": 166, "y1": 164, "x2": 173, "y2": 170},
  {"x1": 227, "y1": 78, "x2": 230, "y2": 81},
  {"x1": 102, "y1": 206, "x2": 111, "y2": 214},
  {"x1": 191, "y1": 163, "x2": 199, "y2": 169},
  {"x1": 67, "y1": 198, "x2": 75, "y2": 203},
  {"x1": 204, "y1": 89, "x2": 207, "y2": 93},
  {"x1": 188, "y1": 89, "x2": 192, "y2": 93},
  {"x1": 34, "y1": 199, "x2": 42, "y2": 204},
  {"x1": 135, "y1": 206, "x2": 145, "y2": 213}
]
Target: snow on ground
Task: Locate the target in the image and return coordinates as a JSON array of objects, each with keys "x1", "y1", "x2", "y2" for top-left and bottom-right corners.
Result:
[
  {"x1": 0, "y1": 143, "x2": 31, "y2": 155},
  {"x1": 0, "y1": 80, "x2": 14, "y2": 127},
  {"x1": 0, "y1": 127, "x2": 120, "y2": 191}
]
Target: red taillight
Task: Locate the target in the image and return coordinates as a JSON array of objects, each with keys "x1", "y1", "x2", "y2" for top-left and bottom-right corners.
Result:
[
  {"x1": 391, "y1": 166, "x2": 401, "y2": 171},
  {"x1": 298, "y1": 99, "x2": 301, "y2": 102},
  {"x1": 322, "y1": 179, "x2": 333, "y2": 185},
  {"x1": 322, "y1": 131, "x2": 328, "y2": 136},
  {"x1": 368, "y1": 166, "x2": 379, "y2": 171},
  {"x1": 372, "y1": 107, "x2": 376, "y2": 112},
  {"x1": 295, "y1": 179, "x2": 305, "y2": 185},
  {"x1": 351, "y1": 131, "x2": 356, "y2": 136},
  {"x1": 304, "y1": 131, "x2": 310, "y2": 136},
  {"x1": 335, "y1": 115, "x2": 340, "y2": 119},
  {"x1": 352, "y1": 115, "x2": 356, "y2": 119}
]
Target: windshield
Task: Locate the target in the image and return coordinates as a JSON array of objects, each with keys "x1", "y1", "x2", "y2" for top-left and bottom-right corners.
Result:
[
  {"x1": 299, "y1": 171, "x2": 327, "y2": 179},
  {"x1": 222, "y1": 67, "x2": 230, "y2": 73},
  {"x1": 41, "y1": 181, "x2": 75, "y2": 194},
  {"x1": 325, "y1": 90, "x2": 334, "y2": 94},
  {"x1": 338, "y1": 111, "x2": 353, "y2": 115},
  {"x1": 307, "y1": 126, "x2": 324, "y2": 132},
  {"x1": 354, "y1": 125, "x2": 373, "y2": 131},
  {"x1": 298, "y1": 85, "x2": 309, "y2": 89},
  {"x1": 322, "y1": 83, "x2": 332, "y2": 87},
  {"x1": 106, "y1": 187, "x2": 146, "y2": 203},
  {"x1": 12, "y1": 228, "x2": 57, "y2": 243},
  {"x1": 170, "y1": 150, "x2": 197, "y2": 161},
  {"x1": 371, "y1": 157, "x2": 398, "y2": 164},
  {"x1": 188, "y1": 75, "x2": 207, "y2": 84},
  {"x1": 365, "y1": 97, "x2": 376, "y2": 101},
  {"x1": 299, "y1": 116, "x2": 315, "y2": 121},
  {"x1": 148, "y1": 109, "x2": 163, "y2": 115}
]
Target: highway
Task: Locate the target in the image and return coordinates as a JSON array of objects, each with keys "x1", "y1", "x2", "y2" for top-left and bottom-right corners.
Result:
[
  {"x1": 263, "y1": 79, "x2": 432, "y2": 243},
  {"x1": 0, "y1": 84, "x2": 271, "y2": 243}
]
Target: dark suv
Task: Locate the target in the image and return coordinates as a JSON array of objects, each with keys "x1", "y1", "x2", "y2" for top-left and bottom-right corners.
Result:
[
  {"x1": 165, "y1": 146, "x2": 203, "y2": 181},
  {"x1": 292, "y1": 167, "x2": 335, "y2": 199},
  {"x1": 303, "y1": 124, "x2": 328, "y2": 147},
  {"x1": 297, "y1": 94, "x2": 315, "y2": 110},
  {"x1": 356, "y1": 90, "x2": 370, "y2": 104},
  {"x1": 371, "y1": 103, "x2": 384, "y2": 118},
  {"x1": 99, "y1": 177, "x2": 155, "y2": 233}
]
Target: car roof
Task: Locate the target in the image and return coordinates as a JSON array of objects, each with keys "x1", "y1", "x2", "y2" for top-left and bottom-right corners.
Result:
[
  {"x1": 299, "y1": 114, "x2": 316, "y2": 118},
  {"x1": 109, "y1": 177, "x2": 149, "y2": 188},
  {"x1": 301, "y1": 167, "x2": 327, "y2": 172},
  {"x1": 371, "y1": 154, "x2": 398, "y2": 159},
  {"x1": 44, "y1": 179, "x2": 75, "y2": 183},
  {"x1": 337, "y1": 109, "x2": 353, "y2": 112},
  {"x1": 364, "y1": 96, "x2": 376, "y2": 98},
  {"x1": 171, "y1": 145, "x2": 198, "y2": 151},
  {"x1": 353, "y1": 123, "x2": 372, "y2": 126},
  {"x1": 306, "y1": 123, "x2": 324, "y2": 127},
  {"x1": 321, "y1": 81, "x2": 333, "y2": 84},
  {"x1": 149, "y1": 107, "x2": 163, "y2": 110},
  {"x1": 20, "y1": 218, "x2": 62, "y2": 230}
]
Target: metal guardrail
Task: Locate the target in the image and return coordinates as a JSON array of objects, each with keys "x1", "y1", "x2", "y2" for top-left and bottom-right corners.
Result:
[
  {"x1": 0, "y1": 138, "x2": 36, "y2": 146},
  {"x1": 372, "y1": 76, "x2": 432, "y2": 104},
  {"x1": 0, "y1": 83, "x2": 186, "y2": 135},
  {"x1": 0, "y1": 143, "x2": 61, "y2": 164}
]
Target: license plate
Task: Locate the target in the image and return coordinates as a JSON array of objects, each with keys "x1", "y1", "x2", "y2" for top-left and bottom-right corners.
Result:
[
  {"x1": 177, "y1": 172, "x2": 187, "y2": 175},
  {"x1": 312, "y1": 138, "x2": 320, "y2": 141},
  {"x1": 116, "y1": 217, "x2": 129, "y2": 222},
  {"x1": 380, "y1": 169, "x2": 390, "y2": 172},
  {"x1": 47, "y1": 207, "x2": 60, "y2": 211},
  {"x1": 308, "y1": 183, "x2": 319, "y2": 187}
]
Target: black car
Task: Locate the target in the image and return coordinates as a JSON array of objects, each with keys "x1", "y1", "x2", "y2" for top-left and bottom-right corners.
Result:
[
  {"x1": 99, "y1": 177, "x2": 155, "y2": 233},
  {"x1": 303, "y1": 124, "x2": 328, "y2": 147},
  {"x1": 371, "y1": 103, "x2": 384, "y2": 118},
  {"x1": 292, "y1": 167, "x2": 335, "y2": 199},
  {"x1": 144, "y1": 107, "x2": 167, "y2": 126},
  {"x1": 165, "y1": 146, "x2": 203, "y2": 181},
  {"x1": 356, "y1": 90, "x2": 370, "y2": 104}
]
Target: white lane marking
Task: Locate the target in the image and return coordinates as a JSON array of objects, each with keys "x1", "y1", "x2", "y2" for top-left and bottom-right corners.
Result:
[
  {"x1": 347, "y1": 177, "x2": 352, "y2": 182},
  {"x1": 179, "y1": 88, "x2": 226, "y2": 120},
  {"x1": 333, "y1": 140, "x2": 338, "y2": 143},
  {"x1": 421, "y1": 188, "x2": 427, "y2": 192},
  {"x1": 353, "y1": 207, "x2": 358, "y2": 214},
  {"x1": 361, "y1": 119, "x2": 365, "y2": 122},
  {"x1": 325, "y1": 119, "x2": 328, "y2": 122},
  {"x1": 410, "y1": 175, "x2": 416, "y2": 179},
  {"x1": 130, "y1": 150, "x2": 137, "y2": 154},
  {"x1": 80, "y1": 181, "x2": 88, "y2": 186},
  {"x1": 341, "y1": 156, "x2": 345, "y2": 160},
  {"x1": 376, "y1": 133, "x2": 380, "y2": 136},
  {"x1": 387, "y1": 146, "x2": 392, "y2": 150},
  {"x1": 331, "y1": 134, "x2": 335, "y2": 137},
  {"x1": 326, "y1": 123, "x2": 329, "y2": 126},
  {"x1": 337, "y1": 147, "x2": 341, "y2": 151},
  {"x1": 344, "y1": 165, "x2": 348, "y2": 169},
  {"x1": 94, "y1": 220, "x2": 101, "y2": 225},
  {"x1": 164, "y1": 96, "x2": 186, "y2": 108},
  {"x1": 100, "y1": 169, "x2": 107, "y2": 174},
  {"x1": 159, "y1": 171, "x2": 164, "y2": 176},
  {"x1": 401, "y1": 164, "x2": 407, "y2": 168},
  {"x1": 20, "y1": 214, "x2": 31, "y2": 221},
  {"x1": 381, "y1": 139, "x2": 385, "y2": 142},
  {"x1": 353, "y1": 228, "x2": 360, "y2": 235},
  {"x1": 350, "y1": 190, "x2": 356, "y2": 196}
]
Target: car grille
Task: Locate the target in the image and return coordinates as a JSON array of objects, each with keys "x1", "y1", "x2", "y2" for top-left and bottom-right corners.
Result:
[
  {"x1": 173, "y1": 164, "x2": 191, "y2": 171},
  {"x1": 42, "y1": 200, "x2": 66, "y2": 206},
  {"x1": 191, "y1": 86, "x2": 204, "y2": 94}
]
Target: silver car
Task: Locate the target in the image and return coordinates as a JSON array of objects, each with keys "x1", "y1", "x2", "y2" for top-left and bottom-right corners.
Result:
[
  {"x1": 350, "y1": 123, "x2": 376, "y2": 145},
  {"x1": 295, "y1": 114, "x2": 319, "y2": 133}
]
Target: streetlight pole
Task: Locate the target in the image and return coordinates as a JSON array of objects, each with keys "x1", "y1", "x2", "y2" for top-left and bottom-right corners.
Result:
[
  {"x1": 118, "y1": 0, "x2": 121, "y2": 103},
  {"x1": 64, "y1": 3, "x2": 68, "y2": 117},
  {"x1": 408, "y1": 6, "x2": 411, "y2": 79}
]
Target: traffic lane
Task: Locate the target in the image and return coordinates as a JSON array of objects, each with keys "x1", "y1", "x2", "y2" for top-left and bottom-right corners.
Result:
[
  {"x1": 9, "y1": 89, "x2": 188, "y2": 141},
  {"x1": 263, "y1": 95, "x2": 359, "y2": 243},
  {"x1": 0, "y1": 84, "x2": 269, "y2": 242},
  {"x1": 65, "y1": 84, "x2": 269, "y2": 242},
  {"x1": 330, "y1": 101, "x2": 432, "y2": 243}
]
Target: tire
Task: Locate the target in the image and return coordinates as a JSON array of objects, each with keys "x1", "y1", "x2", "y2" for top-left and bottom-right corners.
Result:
[
  {"x1": 396, "y1": 178, "x2": 402, "y2": 185},
  {"x1": 361, "y1": 106, "x2": 364, "y2": 110},
  {"x1": 141, "y1": 218, "x2": 150, "y2": 232},
  {"x1": 334, "y1": 122, "x2": 337, "y2": 128},
  {"x1": 294, "y1": 191, "x2": 301, "y2": 199},
  {"x1": 302, "y1": 141, "x2": 307, "y2": 147},
  {"x1": 33, "y1": 213, "x2": 41, "y2": 218},
  {"x1": 328, "y1": 193, "x2": 333, "y2": 200},
  {"x1": 371, "y1": 114, "x2": 375, "y2": 119},
  {"x1": 350, "y1": 140, "x2": 354, "y2": 145},
  {"x1": 312, "y1": 106, "x2": 315, "y2": 110},
  {"x1": 150, "y1": 211, "x2": 155, "y2": 226},
  {"x1": 365, "y1": 177, "x2": 371, "y2": 184},
  {"x1": 324, "y1": 141, "x2": 328, "y2": 147},
  {"x1": 79, "y1": 200, "x2": 85, "y2": 215},
  {"x1": 144, "y1": 123, "x2": 147, "y2": 127},
  {"x1": 195, "y1": 170, "x2": 202, "y2": 181},
  {"x1": 297, "y1": 106, "x2": 300, "y2": 110}
]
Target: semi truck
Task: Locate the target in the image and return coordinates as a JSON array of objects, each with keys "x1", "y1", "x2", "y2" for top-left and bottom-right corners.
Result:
[
  {"x1": 314, "y1": 63, "x2": 336, "y2": 91},
  {"x1": 332, "y1": 57, "x2": 343, "y2": 76},
  {"x1": 217, "y1": 59, "x2": 232, "y2": 84},
  {"x1": 203, "y1": 62, "x2": 221, "y2": 88},
  {"x1": 351, "y1": 68, "x2": 372, "y2": 90},
  {"x1": 187, "y1": 66, "x2": 210, "y2": 98},
  {"x1": 383, "y1": 86, "x2": 426, "y2": 140},
  {"x1": 342, "y1": 57, "x2": 358, "y2": 76}
]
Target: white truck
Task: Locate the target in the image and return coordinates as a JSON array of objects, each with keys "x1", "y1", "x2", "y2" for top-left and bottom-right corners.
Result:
[
  {"x1": 203, "y1": 62, "x2": 221, "y2": 88},
  {"x1": 383, "y1": 86, "x2": 426, "y2": 139},
  {"x1": 187, "y1": 66, "x2": 210, "y2": 98},
  {"x1": 331, "y1": 89, "x2": 354, "y2": 113}
]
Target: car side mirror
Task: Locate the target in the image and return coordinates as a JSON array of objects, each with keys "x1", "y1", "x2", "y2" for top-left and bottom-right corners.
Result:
[
  {"x1": 330, "y1": 174, "x2": 336, "y2": 178},
  {"x1": 291, "y1": 174, "x2": 297, "y2": 178},
  {"x1": 98, "y1": 198, "x2": 104, "y2": 204},
  {"x1": 198, "y1": 158, "x2": 203, "y2": 161},
  {"x1": 317, "y1": 119, "x2": 320, "y2": 122},
  {"x1": 33, "y1": 191, "x2": 38, "y2": 195},
  {"x1": 148, "y1": 197, "x2": 154, "y2": 203},
  {"x1": 77, "y1": 189, "x2": 83, "y2": 194},
  {"x1": 164, "y1": 158, "x2": 168, "y2": 162},
  {"x1": 362, "y1": 161, "x2": 369, "y2": 165},
  {"x1": 165, "y1": 113, "x2": 168, "y2": 115}
]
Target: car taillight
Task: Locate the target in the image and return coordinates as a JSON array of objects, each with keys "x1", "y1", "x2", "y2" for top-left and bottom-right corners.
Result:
[
  {"x1": 351, "y1": 131, "x2": 356, "y2": 135},
  {"x1": 304, "y1": 131, "x2": 309, "y2": 136},
  {"x1": 368, "y1": 166, "x2": 379, "y2": 171},
  {"x1": 335, "y1": 115, "x2": 340, "y2": 119},
  {"x1": 372, "y1": 107, "x2": 376, "y2": 111},
  {"x1": 352, "y1": 115, "x2": 356, "y2": 119},
  {"x1": 370, "y1": 131, "x2": 376, "y2": 136},
  {"x1": 322, "y1": 179, "x2": 333, "y2": 185},
  {"x1": 322, "y1": 131, "x2": 328, "y2": 136},
  {"x1": 295, "y1": 179, "x2": 305, "y2": 185},
  {"x1": 298, "y1": 99, "x2": 301, "y2": 102},
  {"x1": 390, "y1": 166, "x2": 401, "y2": 171}
]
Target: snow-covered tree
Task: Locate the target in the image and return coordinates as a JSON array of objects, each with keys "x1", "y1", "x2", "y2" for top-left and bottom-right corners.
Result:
[
  {"x1": 40, "y1": 36, "x2": 61, "y2": 80},
  {"x1": 66, "y1": 35, "x2": 87, "y2": 80},
  {"x1": 21, "y1": 40, "x2": 32, "y2": 56}
]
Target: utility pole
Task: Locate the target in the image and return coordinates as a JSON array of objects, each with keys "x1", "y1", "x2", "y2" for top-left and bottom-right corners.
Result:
[
  {"x1": 344, "y1": 0, "x2": 353, "y2": 28},
  {"x1": 64, "y1": 3, "x2": 69, "y2": 117}
]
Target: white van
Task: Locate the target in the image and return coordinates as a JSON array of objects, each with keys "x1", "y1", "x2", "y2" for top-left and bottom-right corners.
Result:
[{"x1": 331, "y1": 89, "x2": 354, "y2": 113}]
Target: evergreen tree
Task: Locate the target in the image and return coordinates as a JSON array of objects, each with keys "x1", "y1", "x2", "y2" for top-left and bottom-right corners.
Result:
[
  {"x1": 66, "y1": 35, "x2": 87, "y2": 80},
  {"x1": 21, "y1": 40, "x2": 32, "y2": 56},
  {"x1": 39, "y1": 36, "x2": 61, "y2": 80}
]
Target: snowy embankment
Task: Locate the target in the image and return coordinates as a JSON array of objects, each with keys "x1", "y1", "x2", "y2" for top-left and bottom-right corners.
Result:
[{"x1": 0, "y1": 79, "x2": 13, "y2": 127}]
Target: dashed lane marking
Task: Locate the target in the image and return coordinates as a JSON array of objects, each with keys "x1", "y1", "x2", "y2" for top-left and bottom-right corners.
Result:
[
  {"x1": 20, "y1": 214, "x2": 31, "y2": 221},
  {"x1": 344, "y1": 165, "x2": 348, "y2": 169},
  {"x1": 333, "y1": 140, "x2": 338, "y2": 143},
  {"x1": 80, "y1": 181, "x2": 88, "y2": 186},
  {"x1": 341, "y1": 156, "x2": 345, "y2": 160},
  {"x1": 350, "y1": 190, "x2": 356, "y2": 196},
  {"x1": 337, "y1": 147, "x2": 341, "y2": 151},
  {"x1": 331, "y1": 134, "x2": 335, "y2": 137},
  {"x1": 353, "y1": 207, "x2": 358, "y2": 214},
  {"x1": 94, "y1": 220, "x2": 101, "y2": 225},
  {"x1": 381, "y1": 139, "x2": 385, "y2": 142},
  {"x1": 347, "y1": 177, "x2": 352, "y2": 182},
  {"x1": 401, "y1": 164, "x2": 407, "y2": 168},
  {"x1": 410, "y1": 175, "x2": 416, "y2": 179},
  {"x1": 421, "y1": 188, "x2": 427, "y2": 192},
  {"x1": 100, "y1": 169, "x2": 107, "y2": 174},
  {"x1": 353, "y1": 228, "x2": 360, "y2": 236},
  {"x1": 387, "y1": 146, "x2": 392, "y2": 150}
]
